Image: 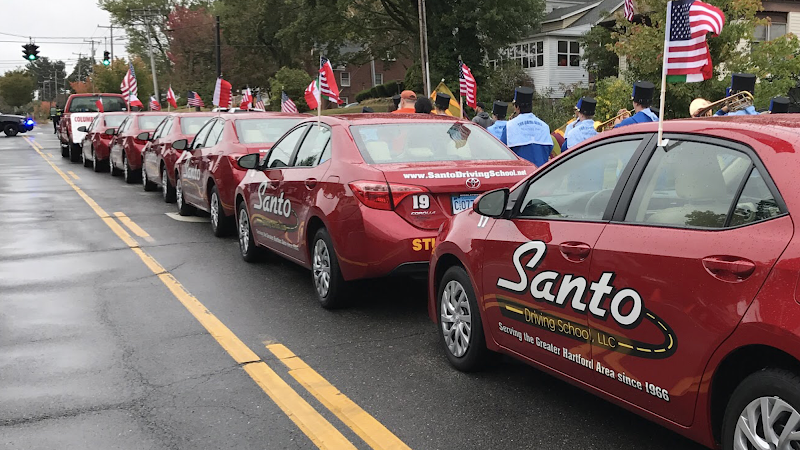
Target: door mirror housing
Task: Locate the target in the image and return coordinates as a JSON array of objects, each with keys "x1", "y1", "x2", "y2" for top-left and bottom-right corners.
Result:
[
  {"x1": 474, "y1": 188, "x2": 510, "y2": 218},
  {"x1": 136, "y1": 131, "x2": 150, "y2": 141},
  {"x1": 77, "y1": 126, "x2": 87, "y2": 132},
  {"x1": 172, "y1": 139, "x2": 188, "y2": 151},
  {"x1": 104, "y1": 128, "x2": 116, "y2": 136},
  {"x1": 237, "y1": 153, "x2": 260, "y2": 170}
]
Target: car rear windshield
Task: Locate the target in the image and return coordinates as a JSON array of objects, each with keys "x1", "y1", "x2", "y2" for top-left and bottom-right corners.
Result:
[
  {"x1": 103, "y1": 115, "x2": 127, "y2": 128},
  {"x1": 139, "y1": 115, "x2": 168, "y2": 130},
  {"x1": 235, "y1": 118, "x2": 301, "y2": 144},
  {"x1": 69, "y1": 96, "x2": 127, "y2": 113},
  {"x1": 181, "y1": 117, "x2": 212, "y2": 135},
  {"x1": 351, "y1": 122, "x2": 517, "y2": 164}
]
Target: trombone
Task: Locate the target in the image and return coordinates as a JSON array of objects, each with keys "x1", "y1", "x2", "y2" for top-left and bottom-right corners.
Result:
[
  {"x1": 692, "y1": 91, "x2": 754, "y2": 117},
  {"x1": 594, "y1": 110, "x2": 632, "y2": 132}
]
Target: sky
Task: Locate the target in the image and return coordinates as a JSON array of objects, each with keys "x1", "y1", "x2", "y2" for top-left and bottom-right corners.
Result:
[{"x1": 0, "y1": 0, "x2": 127, "y2": 76}]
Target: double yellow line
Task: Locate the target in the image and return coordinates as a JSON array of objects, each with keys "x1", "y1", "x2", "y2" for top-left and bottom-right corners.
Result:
[{"x1": 23, "y1": 136, "x2": 410, "y2": 450}]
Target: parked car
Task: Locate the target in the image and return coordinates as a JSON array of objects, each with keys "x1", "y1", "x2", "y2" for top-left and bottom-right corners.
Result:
[
  {"x1": 428, "y1": 114, "x2": 800, "y2": 450},
  {"x1": 78, "y1": 112, "x2": 129, "y2": 172},
  {"x1": 141, "y1": 112, "x2": 215, "y2": 202},
  {"x1": 108, "y1": 112, "x2": 168, "y2": 183},
  {"x1": 173, "y1": 112, "x2": 307, "y2": 235},
  {"x1": 234, "y1": 114, "x2": 533, "y2": 308},
  {"x1": 58, "y1": 93, "x2": 127, "y2": 162}
]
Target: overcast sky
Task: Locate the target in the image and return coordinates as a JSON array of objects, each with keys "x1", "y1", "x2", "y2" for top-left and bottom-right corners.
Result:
[{"x1": 0, "y1": 0, "x2": 127, "y2": 76}]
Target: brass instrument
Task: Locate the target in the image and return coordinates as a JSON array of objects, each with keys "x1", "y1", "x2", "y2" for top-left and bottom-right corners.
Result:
[
  {"x1": 692, "y1": 91, "x2": 754, "y2": 117},
  {"x1": 595, "y1": 110, "x2": 633, "y2": 131}
]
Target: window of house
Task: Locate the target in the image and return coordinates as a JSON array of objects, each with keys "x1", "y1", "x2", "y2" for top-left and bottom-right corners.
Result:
[
  {"x1": 340, "y1": 72, "x2": 351, "y2": 87},
  {"x1": 374, "y1": 73, "x2": 383, "y2": 85},
  {"x1": 558, "y1": 40, "x2": 581, "y2": 67},
  {"x1": 339, "y1": 97, "x2": 349, "y2": 106},
  {"x1": 490, "y1": 41, "x2": 544, "y2": 69}
]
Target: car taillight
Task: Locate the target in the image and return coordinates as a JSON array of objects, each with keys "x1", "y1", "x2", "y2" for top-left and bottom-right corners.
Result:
[
  {"x1": 349, "y1": 181, "x2": 428, "y2": 211},
  {"x1": 387, "y1": 183, "x2": 429, "y2": 208}
]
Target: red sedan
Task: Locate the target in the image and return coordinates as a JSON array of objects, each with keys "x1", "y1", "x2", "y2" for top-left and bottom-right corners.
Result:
[
  {"x1": 428, "y1": 115, "x2": 800, "y2": 450},
  {"x1": 173, "y1": 112, "x2": 307, "y2": 236},
  {"x1": 109, "y1": 113, "x2": 168, "y2": 183},
  {"x1": 78, "y1": 112, "x2": 128, "y2": 172},
  {"x1": 141, "y1": 112, "x2": 215, "y2": 202},
  {"x1": 234, "y1": 114, "x2": 533, "y2": 308}
]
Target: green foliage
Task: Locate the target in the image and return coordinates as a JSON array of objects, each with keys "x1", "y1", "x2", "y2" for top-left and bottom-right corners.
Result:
[
  {"x1": 352, "y1": 80, "x2": 405, "y2": 102},
  {"x1": 484, "y1": 63, "x2": 534, "y2": 104},
  {"x1": 581, "y1": 24, "x2": 619, "y2": 81},
  {"x1": 68, "y1": 56, "x2": 96, "y2": 83},
  {"x1": 0, "y1": 69, "x2": 36, "y2": 109},
  {"x1": 26, "y1": 57, "x2": 67, "y2": 102},
  {"x1": 404, "y1": 64, "x2": 423, "y2": 94},
  {"x1": 268, "y1": 67, "x2": 312, "y2": 112},
  {"x1": 593, "y1": 77, "x2": 632, "y2": 123},
  {"x1": 90, "y1": 58, "x2": 153, "y2": 99},
  {"x1": 355, "y1": 88, "x2": 372, "y2": 102}
]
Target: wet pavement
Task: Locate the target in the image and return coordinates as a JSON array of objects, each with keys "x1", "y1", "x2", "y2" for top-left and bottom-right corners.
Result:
[{"x1": 0, "y1": 131, "x2": 706, "y2": 449}]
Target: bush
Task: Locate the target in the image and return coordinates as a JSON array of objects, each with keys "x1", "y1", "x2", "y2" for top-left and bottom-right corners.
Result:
[
  {"x1": 404, "y1": 64, "x2": 423, "y2": 94},
  {"x1": 267, "y1": 67, "x2": 313, "y2": 112},
  {"x1": 355, "y1": 88, "x2": 372, "y2": 102},
  {"x1": 375, "y1": 84, "x2": 388, "y2": 97},
  {"x1": 484, "y1": 63, "x2": 534, "y2": 104}
]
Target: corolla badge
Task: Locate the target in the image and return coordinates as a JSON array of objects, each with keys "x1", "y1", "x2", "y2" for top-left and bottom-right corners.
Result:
[{"x1": 466, "y1": 177, "x2": 481, "y2": 189}]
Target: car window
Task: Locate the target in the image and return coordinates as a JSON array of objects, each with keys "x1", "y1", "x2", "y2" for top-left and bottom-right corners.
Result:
[
  {"x1": 68, "y1": 96, "x2": 127, "y2": 113},
  {"x1": 104, "y1": 115, "x2": 126, "y2": 128},
  {"x1": 117, "y1": 117, "x2": 130, "y2": 133},
  {"x1": 139, "y1": 115, "x2": 168, "y2": 130},
  {"x1": 728, "y1": 168, "x2": 783, "y2": 227},
  {"x1": 192, "y1": 120, "x2": 215, "y2": 150},
  {"x1": 205, "y1": 120, "x2": 226, "y2": 147},
  {"x1": 235, "y1": 118, "x2": 301, "y2": 144},
  {"x1": 181, "y1": 117, "x2": 212, "y2": 135},
  {"x1": 293, "y1": 126, "x2": 331, "y2": 167},
  {"x1": 266, "y1": 125, "x2": 307, "y2": 169},
  {"x1": 159, "y1": 117, "x2": 174, "y2": 138},
  {"x1": 518, "y1": 140, "x2": 640, "y2": 220},
  {"x1": 88, "y1": 116, "x2": 100, "y2": 132},
  {"x1": 152, "y1": 120, "x2": 166, "y2": 140},
  {"x1": 624, "y1": 141, "x2": 750, "y2": 229}
]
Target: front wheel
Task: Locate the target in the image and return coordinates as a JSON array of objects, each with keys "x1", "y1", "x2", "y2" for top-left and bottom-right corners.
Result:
[
  {"x1": 61, "y1": 141, "x2": 69, "y2": 157},
  {"x1": 82, "y1": 146, "x2": 92, "y2": 167},
  {"x1": 3, "y1": 123, "x2": 18, "y2": 137},
  {"x1": 237, "y1": 201, "x2": 260, "y2": 262},
  {"x1": 161, "y1": 166, "x2": 176, "y2": 203},
  {"x1": 437, "y1": 266, "x2": 490, "y2": 372},
  {"x1": 209, "y1": 185, "x2": 231, "y2": 237},
  {"x1": 175, "y1": 175, "x2": 196, "y2": 216},
  {"x1": 69, "y1": 143, "x2": 81, "y2": 162},
  {"x1": 722, "y1": 368, "x2": 800, "y2": 450},
  {"x1": 311, "y1": 228, "x2": 348, "y2": 309}
]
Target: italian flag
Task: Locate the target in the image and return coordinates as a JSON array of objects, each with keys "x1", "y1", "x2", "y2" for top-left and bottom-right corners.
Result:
[{"x1": 304, "y1": 79, "x2": 320, "y2": 110}]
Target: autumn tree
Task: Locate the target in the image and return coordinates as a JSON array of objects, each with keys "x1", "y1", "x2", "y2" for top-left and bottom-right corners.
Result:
[
  {"x1": 0, "y1": 70, "x2": 36, "y2": 109},
  {"x1": 90, "y1": 58, "x2": 153, "y2": 99}
]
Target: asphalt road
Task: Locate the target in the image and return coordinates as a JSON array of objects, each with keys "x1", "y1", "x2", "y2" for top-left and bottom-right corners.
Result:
[{"x1": 0, "y1": 129, "x2": 707, "y2": 450}]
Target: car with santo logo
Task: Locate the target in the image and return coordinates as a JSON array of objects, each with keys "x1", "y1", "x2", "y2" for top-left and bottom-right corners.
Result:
[
  {"x1": 171, "y1": 112, "x2": 308, "y2": 236},
  {"x1": 78, "y1": 112, "x2": 129, "y2": 172},
  {"x1": 140, "y1": 112, "x2": 215, "y2": 202},
  {"x1": 108, "y1": 112, "x2": 169, "y2": 183},
  {"x1": 428, "y1": 115, "x2": 800, "y2": 450},
  {"x1": 58, "y1": 93, "x2": 128, "y2": 162},
  {"x1": 233, "y1": 114, "x2": 533, "y2": 308}
]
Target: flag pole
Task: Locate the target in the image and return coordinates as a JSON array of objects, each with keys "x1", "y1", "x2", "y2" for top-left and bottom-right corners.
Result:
[
  {"x1": 317, "y1": 78, "x2": 321, "y2": 129},
  {"x1": 657, "y1": 1, "x2": 672, "y2": 147}
]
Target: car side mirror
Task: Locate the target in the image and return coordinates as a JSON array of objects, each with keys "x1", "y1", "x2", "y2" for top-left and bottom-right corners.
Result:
[
  {"x1": 473, "y1": 188, "x2": 510, "y2": 218},
  {"x1": 172, "y1": 139, "x2": 188, "y2": 151},
  {"x1": 136, "y1": 131, "x2": 150, "y2": 141},
  {"x1": 77, "y1": 126, "x2": 87, "y2": 132},
  {"x1": 237, "y1": 153, "x2": 260, "y2": 170},
  {"x1": 104, "y1": 128, "x2": 116, "y2": 136}
]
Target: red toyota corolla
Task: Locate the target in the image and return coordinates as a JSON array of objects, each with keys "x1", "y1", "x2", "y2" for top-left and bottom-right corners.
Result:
[
  {"x1": 173, "y1": 112, "x2": 307, "y2": 236},
  {"x1": 78, "y1": 112, "x2": 128, "y2": 172},
  {"x1": 428, "y1": 115, "x2": 800, "y2": 450},
  {"x1": 234, "y1": 114, "x2": 533, "y2": 308},
  {"x1": 109, "y1": 112, "x2": 169, "y2": 183},
  {"x1": 141, "y1": 112, "x2": 215, "y2": 202}
]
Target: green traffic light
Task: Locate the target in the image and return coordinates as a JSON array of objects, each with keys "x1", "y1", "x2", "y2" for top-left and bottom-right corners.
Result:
[
  {"x1": 102, "y1": 60, "x2": 110, "y2": 66},
  {"x1": 27, "y1": 54, "x2": 36, "y2": 61}
]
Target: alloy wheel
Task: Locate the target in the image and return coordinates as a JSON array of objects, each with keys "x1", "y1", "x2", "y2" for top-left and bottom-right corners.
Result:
[
  {"x1": 162, "y1": 168, "x2": 168, "y2": 199},
  {"x1": 312, "y1": 239, "x2": 331, "y2": 299},
  {"x1": 734, "y1": 396, "x2": 800, "y2": 450},
  {"x1": 440, "y1": 280, "x2": 472, "y2": 358},
  {"x1": 176, "y1": 178, "x2": 183, "y2": 208},
  {"x1": 238, "y1": 208, "x2": 250, "y2": 254},
  {"x1": 142, "y1": 166, "x2": 148, "y2": 188},
  {"x1": 210, "y1": 192, "x2": 219, "y2": 228}
]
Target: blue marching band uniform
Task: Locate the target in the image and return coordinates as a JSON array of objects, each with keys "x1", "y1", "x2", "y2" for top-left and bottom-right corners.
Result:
[
  {"x1": 486, "y1": 101, "x2": 509, "y2": 144},
  {"x1": 714, "y1": 73, "x2": 759, "y2": 116},
  {"x1": 614, "y1": 81, "x2": 659, "y2": 129},
  {"x1": 505, "y1": 87, "x2": 553, "y2": 167},
  {"x1": 562, "y1": 97, "x2": 598, "y2": 151}
]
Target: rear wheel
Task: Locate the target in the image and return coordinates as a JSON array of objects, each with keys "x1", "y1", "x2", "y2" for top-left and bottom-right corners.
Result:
[
  {"x1": 142, "y1": 164, "x2": 157, "y2": 191},
  {"x1": 3, "y1": 123, "x2": 18, "y2": 137},
  {"x1": 123, "y1": 153, "x2": 139, "y2": 184},
  {"x1": 161, "y1": 166, "x2": 176, "y2": 203},
  {"x1": 61, "y1": 141, "x2": 69, "y2": 157},
  {"x1": 82, "y1": 146, "x2": 92, "y2": 167},
  {"x1": 176, "y1": 175, "x2": 196, "y2": 216},
  {"x1": 437, "y1": 266, "x2": 490, "y2": 372},
  {"x1": 237, "y1": 201, "x2": 260, "y2": 262},
  {"x1": 209, "y1": 185, "x2": 231, "y2": 237},
  {"x1": 69, "y1": 143, "x2": 81, "y2": 162},
  {"x1": 92, "y1": 148, "x2": 106, "y2": 173},
  {"x1": 311, "y1": 228, "x2": 348, "y2": 309}
]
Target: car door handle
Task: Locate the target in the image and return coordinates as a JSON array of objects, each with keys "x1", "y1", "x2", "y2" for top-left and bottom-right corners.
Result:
[
  {"x1": 702, "y1": 256, "x2": 756, "y2": 281},
  {"x1": 559, "y1": 242, "x2": 591, "y2": 261},
  {"x1": 304, "y1": 178, "x2": 318, "y2": 189}
]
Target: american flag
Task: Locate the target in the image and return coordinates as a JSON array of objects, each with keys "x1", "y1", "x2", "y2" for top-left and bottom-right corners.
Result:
[
  {"x1": 458, "y1": 61, "x2": 477, "y2": 109},
  {"x1": 664, "y1": 0, "x2": 725, "y2": 83},
  {"x1": 624, "y1": 0, "x2": 635, "y2": 21},
  {"x1": 149, "y1": 95, "x2": 161, "y2": 111},
  {"x1": 254, "y1": 92, "x2": 266, "y2": 110},
  {"x1": 187, "y1": 91, "x2": 205, "y2": 107},
  {"x1": 240, "y1": 87, "x2": 252, "y2": 109},
  {"x1": 319, "y1": 56, "x2": 342, "y2": 104},
  {"x1": 281, "y1": 91, "x2": 298, "y2": 113},
  {"x1": 120, "y1": 62, "x2": 137, "y2": 99}
]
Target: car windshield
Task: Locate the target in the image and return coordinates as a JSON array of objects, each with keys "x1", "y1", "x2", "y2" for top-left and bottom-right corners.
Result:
[
  {"x1": 139, "y1": 115, "x2": 168, "y2": 130},
  {"x1": 104, "y1": 115, "x2": 127, "y2": 128},
  {"x1": 68, "y1": 96, "x2": 127, "y2": 113},
  {"x1": 351, "y1": 122, "x2": 517, "y2": 164},
  {"x1": 235, "y1": 118, "x2": 300, "y2": 144},
  {"x1": 181, "y1": 117, "x2": 212, "y2": 135}
]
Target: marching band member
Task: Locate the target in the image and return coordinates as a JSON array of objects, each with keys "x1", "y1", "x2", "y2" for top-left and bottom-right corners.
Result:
[
  {"x1": 614, "y1": 81, "x2": 658, "y2": 128},
  {"x1": 767, "y1": 96, "x2": 790, "y2": 114},
  {"x1": 562, "y1": 97, "x2": 598, "y2": 151},
  {"x1": 486, "y1": 101, "x2": 509, "y2": 143},
  {"x1": 505, "y1": 86, "x2": 553, "y2": 166},
  {"x1": 715, "y1": 73, "x2": 758, "y2": 116},
  {"x1": 690, "y1": 98, "x2": 713, "y2": 117},
  {"x1": 433, "y1": 93, "x2": 451, "y2": 115}
]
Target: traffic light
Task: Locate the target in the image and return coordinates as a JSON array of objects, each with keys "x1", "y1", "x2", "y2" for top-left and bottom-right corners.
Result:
[
  {"x1": 102, "y1": 51, "x2": 110, "y2": 66},
  {"x1": 22, "y1": 44, "x2": 39, "y2": 61}
]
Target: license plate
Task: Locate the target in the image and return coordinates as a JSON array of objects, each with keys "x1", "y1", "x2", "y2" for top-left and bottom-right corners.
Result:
[{"x1": 451, "y1": 194, "x2": 479, "y2": 214}]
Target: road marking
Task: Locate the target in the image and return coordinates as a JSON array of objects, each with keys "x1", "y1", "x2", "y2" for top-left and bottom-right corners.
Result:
[
  {"x1": 22, "y1": 137, "x2": 365, "y2": 450},
  {"x1": 47, "y1": 153, "x2": 54, "y2": 158},
  {"x1": 165, "y1": 212, "x2": 209, "y2": 223},
  {"x1": 114, "y1": 212, "x2": 155, "y2": 243},
  {"x1": 269, "y1": 344, "x2": 412, "y2": 450},
  {"x1": 67, "y1": 170, "x2": 80, "y2": 180}
]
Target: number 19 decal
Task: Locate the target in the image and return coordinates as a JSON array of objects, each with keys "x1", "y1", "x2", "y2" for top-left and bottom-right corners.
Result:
[{"x1": 412, "y1": 194, "x2": 430, "y2": 210}]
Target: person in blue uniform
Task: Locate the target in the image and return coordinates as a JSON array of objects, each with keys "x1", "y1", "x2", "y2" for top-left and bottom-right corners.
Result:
[
  {"x1": 486, "y1": 101, "x2": 509, "y2": 143},
  {"x1": 614, "y1": 81, "x2": 659, "y2": 128},
  {"x1": 766, "y1": 96, "x2": 790, "y2": 114},
  {"x1": 562, "y1": 97, "x2": 598, "y2": 151},
  {"x1": 506, "y1": 87, "x2": 553, "y2": 166},
  {"x1": 715, "y1": 73, "x2": 758, "y2": 116}
]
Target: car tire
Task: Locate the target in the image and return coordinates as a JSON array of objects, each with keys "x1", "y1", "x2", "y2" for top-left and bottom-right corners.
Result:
[
  {"x1": 92, "y1": 148, "x2": 106, "y2": 173},
  {"x1": 175, "y1": 175, "x2": 195, "y2": 216},
  {"x1": 209, "y1": 185, "x2": 231, "y2": 237},
  {"x1": 162, "y1": 166, "x2": 176, "y2": 203},
  {"x1": 69, "y1": 143, "x2": 81, "y2": 163},
  {"x1": 109, "y1": 152, "x2": 121, "y2": 176},
  {"x1": 123, "y1": 153, "x2": 139, "y2": 184},
  {"x1": 82, "y1": 147, "x2": 92, "y2": 168},
  {"x1": 61, "y1": 142, "x2": 69, "y2": 157},
  {"x1": 237, "y1": 200, "x2": 260, "y2": 263},
  {"x1": 437, "y1": 266, "x2": 490, "y2": 372},
  {"x1": 142, "y1": 164, "x2": 157, "y2": 191},
  {"x1": 311, "y1": 228, "x2": 348, "y2": 309},
  {"x1": 3, "y1": 123, "x2": 19, "y2": 137},
  {"x1": 722, "y1": 368, "x2": 800, "y2": 450}
]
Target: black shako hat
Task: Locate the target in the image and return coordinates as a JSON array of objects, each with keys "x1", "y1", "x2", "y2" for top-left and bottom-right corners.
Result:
[
  {"x1": 513, "y1": 86, "x2": 534, "y2": 106},
  {"x1": 731, "y1": 73, "x2": 756, "y2": 95},
  {"x1": 434, "y1": 93, "x2": 451, "y2": 110},
  {"x1": 492, "y1": 101, "x2": 509, "y2": 118},
  {"x1": 576, "y1": 97, "x2": 597, "y2": 116},
  {"x1": 392, "y1": 94, "x2": 401, "y2": 108},
  {"x1": 770, "y1": 96, "x2": 790, "y2": 114},
  {"x1": 632, "y1": 81, "x2": 655, "y2": 103}
]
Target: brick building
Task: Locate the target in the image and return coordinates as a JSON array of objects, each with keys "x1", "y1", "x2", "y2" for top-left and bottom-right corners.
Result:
[{"x1": 329, "y1": 56, "x2": 411, "y2": 107}]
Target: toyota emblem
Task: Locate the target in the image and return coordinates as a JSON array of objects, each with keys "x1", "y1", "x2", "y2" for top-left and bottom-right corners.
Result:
[{"x1": 466, "y1": 178, "x2": 481, "y2": 189}]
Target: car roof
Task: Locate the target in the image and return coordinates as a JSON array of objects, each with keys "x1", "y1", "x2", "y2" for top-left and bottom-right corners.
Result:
[
  {"x1": 173, "y1": 112, "x2": 216, "y2": 118},
  {"x1": 68, "y1": 93, "x2": 125, "y2": 98},
  {"x1": 219, "y1": 112, "x2": 311, "y2": 119},
  {"x1": 303, "y1": 113, "x2": 470, "y2": 126}
]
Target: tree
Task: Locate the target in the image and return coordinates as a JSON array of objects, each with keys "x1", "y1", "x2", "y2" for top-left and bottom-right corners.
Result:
[
  {"x1": 0, "y1": 70, "x2": 36, "y2": 109},
  {"x1": 267, "y1": 67, "x2": 312, "y2": 112},
  {"x1": 484, "y1": 63, "x2": 534, "y2": 104},
  {"x1": 68, "y1": 56, "x2": 96, "y2": 83},
  {"x1": 165, "y1": 6, "x2": 226, "y2": 101},
  {"x1": 581, "y1": 23, "x2": 619, "y2": 81},
  {"x1": 90, "y1": 58, "x2": 153, "y2": 99},
  {"x1": 26, "y1": 57, "x2": 67, "y2": 102}
]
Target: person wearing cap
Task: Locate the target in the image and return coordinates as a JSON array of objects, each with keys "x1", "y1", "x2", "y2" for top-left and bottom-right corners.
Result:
[
  {"x1": 433, "y1": 93, "x2": 452, "y2": 115},
  {"x1": 715, "y1": 73, "x2": 758, "y2": 116},
  {"x1": 392, "y1": 90, "x2": 417, "y2": 114},
  {"x1": 388, "y1": 94, "x2": 401, "y2": 112},
  {"x1": 506, "y1": 86, "x2": 553, "y2": 166},
  {"x1": 766, "y1": 96, "x2": 790, "y2": 114},
  {"x1": 614, "y1": 81, "x2": 659, "y2": 128},
  {"x1": 471, "y1": 102, "x2": 493, "y2": 128},
  {"x1": 487, "y1": 101, "x2": 509, "y2": 143},
  {"x1": 563, "y1": 97, "x2": 598, "y2": 151}
]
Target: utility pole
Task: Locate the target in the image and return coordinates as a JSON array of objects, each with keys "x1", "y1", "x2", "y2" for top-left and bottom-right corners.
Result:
[
  {"x1": 129, "y1": 9, "x2": 161, "y2": 101},
  {"x1": 417, "y1": 0, "x2": 431, "y2": 96},
  {"x1": 98, "y1": 24, "x2": 115, "y2": 60},
  {"x1": 84, "y1": 39, "x2": 100, "y2": 63},
  {"x1": 215, "y1": 16, "x2": 221, "y2": 77},
  {"x1": 71, "y1": 52, "x2": 83, "y2": 80}
]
